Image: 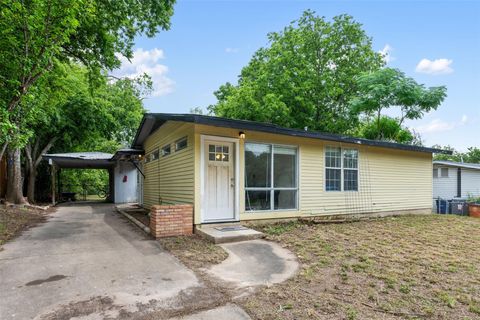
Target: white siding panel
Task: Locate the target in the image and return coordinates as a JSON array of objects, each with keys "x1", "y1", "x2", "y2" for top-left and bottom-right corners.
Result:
[
  {"x1": 461, "y1": 169, "x2": 480, "y2": 198},
  {"x1": 432, "y1": 166, "x2": 457, "y2": 199},
  {"x1": 114, "y1": 161, "x2": 138, "y2": 203}
]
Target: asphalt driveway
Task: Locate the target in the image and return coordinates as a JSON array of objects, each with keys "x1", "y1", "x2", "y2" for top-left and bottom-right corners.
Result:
[{"x1": 0, "y1": 203, "x2": 203, "y2": 319}]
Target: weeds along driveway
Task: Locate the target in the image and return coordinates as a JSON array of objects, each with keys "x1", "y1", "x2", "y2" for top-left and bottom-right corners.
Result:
[{"x1": 0, "y1": 203, "x2": 204, "y2": 320}]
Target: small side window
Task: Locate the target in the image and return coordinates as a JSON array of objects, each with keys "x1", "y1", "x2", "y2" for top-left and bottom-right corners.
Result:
[
  {"x1": 440, "y1": 167, "x2": 449, "y2": 178},
  {"x1": 161, "y1": 144, "x2": 171, "y2": 157},
  {"x1": 150, "y1": 150, "x2": 159, "y2": 161},
  {"x1": 175, "y1": 137, "x2": 188, "y2": 151},
  {"x1": 433, "y1": 168, "x2": 438, "y2": 178}
]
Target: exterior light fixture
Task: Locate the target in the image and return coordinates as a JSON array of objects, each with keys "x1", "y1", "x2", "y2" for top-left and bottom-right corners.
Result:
[{"x1": 239, "y1": 131, "x2": 246, "y2": 139}]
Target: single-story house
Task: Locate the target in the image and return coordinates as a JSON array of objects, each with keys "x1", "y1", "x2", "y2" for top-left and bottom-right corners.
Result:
[
  {"x1": 131, "y1": 113, "x2": 449, "y2": 231},
  {"x1": 433, "y1": 160, "x2": 480, "y2": 200}
]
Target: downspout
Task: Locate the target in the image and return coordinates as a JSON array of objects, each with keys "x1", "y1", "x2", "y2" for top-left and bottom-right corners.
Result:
[{"x1": 457, "y1": 167, "x2": 462, "y2": 198}]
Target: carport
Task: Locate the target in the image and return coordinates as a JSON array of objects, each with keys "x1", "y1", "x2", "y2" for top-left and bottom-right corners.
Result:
[{"x1": 43, "y1": 150, "x2": 144, "y2": 205}]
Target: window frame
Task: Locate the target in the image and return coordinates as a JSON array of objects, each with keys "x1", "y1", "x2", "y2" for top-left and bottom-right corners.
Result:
[
  {"x1": 433, "y1": 168, "x2": 439, "y2": 178},
  {"x1": 175, "y1": 136, "x2": 188, "y2": 152},
  {"x1": 244, "y1": 142, "x2": 299, "y2": 212},
  {"x1": 161, "y1": 144, "x2": 171, "y2": 157},
  {"x1": 440, "y1": 167, "x2": 449, "y2": 178},
  {"x1": 324, "y1": 146, "x2": 359, "y2": 192},
  {"x1": 146, "y1": 149, "x2": 159, "y2": 163}
]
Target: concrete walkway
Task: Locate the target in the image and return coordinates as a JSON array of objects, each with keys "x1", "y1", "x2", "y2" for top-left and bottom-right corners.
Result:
[
  {"x1": 170, "y1": 304, "x2": 251, "y2": 320},
  {"x1": 0, "y1": 203, "x2": 204, "y2": 319},
  {"x1": 0, "y1": 203, "x2": 299, "y2": 319},
  {"x1": 208, "y1": 239, "x2": 299, "y2": 288}
]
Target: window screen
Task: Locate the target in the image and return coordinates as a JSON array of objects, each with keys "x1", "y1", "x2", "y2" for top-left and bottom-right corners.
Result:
[
  {"x1": 161, "y1": 144, "x2": 171, "y2": 157},
  {"x1": 175, "y1": 137, "x2": 188, "y2": 151},
  {"x1": 325, "y1": 147, "x2": 341, "y2": 191},
  {"x1": 325, "y1": 147, "x2": 358, "y2": 191}
]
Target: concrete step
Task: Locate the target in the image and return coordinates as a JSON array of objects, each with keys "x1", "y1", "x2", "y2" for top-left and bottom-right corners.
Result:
[{"x1": 195, "y1": 225, "x2": 264, "y2": 244}]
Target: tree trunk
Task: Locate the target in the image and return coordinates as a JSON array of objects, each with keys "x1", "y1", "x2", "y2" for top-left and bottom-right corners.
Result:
[
  {"x1": 27, "y1": 170, "x2": 36, "y2": 203},
  {"x1": 0, "y1": 143, "x2": 7, "y2": 161},
  {"x1": 6, "y1": 148, "x2": 27, "y2": 204},
  {"x1": 24, "y1": 137, "x2": 58, "y2": 203}
]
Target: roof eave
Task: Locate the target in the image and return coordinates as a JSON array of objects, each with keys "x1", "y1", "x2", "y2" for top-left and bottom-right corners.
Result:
[{"x1": 134, "y1": 113, "x2": 453, "y2": 155}]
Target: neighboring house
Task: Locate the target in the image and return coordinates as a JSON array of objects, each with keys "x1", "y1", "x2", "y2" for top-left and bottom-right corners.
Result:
[
  {"x1": 433, "y1": 160, "x2": 480, "y2": 200},
  {"x1": 131, "y1": 113, "x2": 448, "y2": 226}
]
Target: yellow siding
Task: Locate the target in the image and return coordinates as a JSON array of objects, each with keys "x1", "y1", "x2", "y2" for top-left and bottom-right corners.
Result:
[
  {"x1": 142, "y1": 121, "x2": 194, "y2": 208},
  {"x1": 193, "y1": 124, "x2": 433, "y2": 223}
]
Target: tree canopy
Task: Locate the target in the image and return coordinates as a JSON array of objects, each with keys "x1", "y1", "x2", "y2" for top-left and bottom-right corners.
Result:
[
  {"x1": 433, "y1": 146, "x2": 480, "y2": 163},
  {"x1": 0, "y1": 0, "x2": 174, "y2": 114},
  {"x1": 208, "y1": 10, "x2": 384, "y2": 134},
  {"x1": 23, "y1": 63, "x2": 148, "y2": 202},
  {"x1": 354, "y1": 116, "x2": 422, "y2": 145},
  {"x1": 0, "y1": 0, "x2": 174, "y2": 203},
  {"x1": 207, "y1": 11, "x2": 448, "y2": 147},
  {"x1": 350, "y1": 68, "x2": 447, "y2": 140}
]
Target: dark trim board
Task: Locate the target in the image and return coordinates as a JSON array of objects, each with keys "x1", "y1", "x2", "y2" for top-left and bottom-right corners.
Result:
[
  {"x1": 457, "y1": 167, "x2": 462, "y2": 198},
  {"x1": 131, "y1": 113, "x2": 452, "y2": 155}
]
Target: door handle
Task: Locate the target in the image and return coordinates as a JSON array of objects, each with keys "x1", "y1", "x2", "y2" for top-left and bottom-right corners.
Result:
[{"x1": 230, "y1": 178, "x2": 235, "y2": 187}]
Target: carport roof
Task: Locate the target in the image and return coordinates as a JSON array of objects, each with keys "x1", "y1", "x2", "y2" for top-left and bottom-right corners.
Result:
[
  {"x1": 43, "y1": 152, "x2": 115, "y2": 169},
  {"x1": 43, "y1": 150, "x2": 145, "y2": 169}
]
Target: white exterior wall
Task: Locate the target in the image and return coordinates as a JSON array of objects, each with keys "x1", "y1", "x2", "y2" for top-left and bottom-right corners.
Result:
[
  {"x1": 114, "y1": 161, "x2": 138, "y2": 203},
  {"x1": 461, "y1": 169, "x2": 480, "y2": 198},
  {"x1": 432, "y1": 165, "x2": 457, "y2": 199}
]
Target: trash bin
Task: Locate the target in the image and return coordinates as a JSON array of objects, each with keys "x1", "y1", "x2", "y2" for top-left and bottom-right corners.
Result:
[
  {"x1": 436, "y1": 199, "x2": 448, "y2": 214},
  {"x1": 451, "y1": 199, "x2": 468, "y2": 215}
]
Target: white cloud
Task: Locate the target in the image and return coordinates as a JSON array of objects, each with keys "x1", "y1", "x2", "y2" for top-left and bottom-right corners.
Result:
[
  {"x1": 415, "y1": 58, "x2": 453, "y2": 75},
  {"x1": 114, "y1": 48, "x2": 174, "y2": 97},
  {"x1": 379, "y1": 44, "x2": 394, "y2": 63},
  {"x1": 225, "y1": 47, "x2": 239, "y2": 54},
  {"x1": 415, "y1": 115, "x2": 468, "y2": 134}
]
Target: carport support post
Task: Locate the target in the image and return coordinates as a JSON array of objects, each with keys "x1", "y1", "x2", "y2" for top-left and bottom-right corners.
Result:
[
  {"x1": 57, "y1": 168, "x2": 61, "y2": 200},
  {"x1": 108, "y1": 168, "x2": 115, "y2": 203},
  {"x1": 51, "y1": 164, "x2": 56, "y2": 205}
]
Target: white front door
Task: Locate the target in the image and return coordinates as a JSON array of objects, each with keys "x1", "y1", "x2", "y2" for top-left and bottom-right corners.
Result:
[{"x1": 203, "y1": 140, "x2": 236, "y2": 222}]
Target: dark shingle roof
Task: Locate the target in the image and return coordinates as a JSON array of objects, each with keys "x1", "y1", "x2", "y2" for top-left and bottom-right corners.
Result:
[{"x1": 131, "y1": 113, "x2": 452, "y2": 155}]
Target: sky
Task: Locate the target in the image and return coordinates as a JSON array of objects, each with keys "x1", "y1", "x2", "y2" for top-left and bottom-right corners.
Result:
[{"x1": 113, "y1": 0, "x2": 480, "y2": 151}]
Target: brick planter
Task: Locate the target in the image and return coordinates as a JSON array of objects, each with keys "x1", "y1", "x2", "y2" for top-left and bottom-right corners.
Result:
[{"x1": 150, "y1": 204, "x2": 193, "y2": 238}]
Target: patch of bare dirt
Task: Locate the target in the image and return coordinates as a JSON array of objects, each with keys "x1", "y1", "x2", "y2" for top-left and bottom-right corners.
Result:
[
  {"x1": 0, "y1": 205, "x2": 51, "y2": 248},
  {"x1": 158, "y1": 235, "x2": 229, "y2": 270},
  {"x1": 241, "y1": 215, "x2": 480, "y2": 319},
  {"x1": 39, "y1": 296, "x2": 115, "y2": 320}
]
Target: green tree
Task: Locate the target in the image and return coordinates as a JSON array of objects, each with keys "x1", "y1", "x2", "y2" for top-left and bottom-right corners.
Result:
[
  {"x1": 351, "y1": 68, "x2": 447, "y2": 140},
  {"x1": 208, "y1": 10, "x2": 384, "y2": 133},
  {"x1": 0, "y1": 0, "x2": 174, "y2": 203},
  {"x1": 433, "y1": 146, "x2": 480, "y2": 163},
  {"x1": 355, "y1": 116, "x2": 423, "y2": 145},
  {"x1": 23, "y1": 63, "x2": 147, "y2": 203}
]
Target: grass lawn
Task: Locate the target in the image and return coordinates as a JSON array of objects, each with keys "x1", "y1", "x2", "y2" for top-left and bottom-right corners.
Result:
[{"x1": 242, "y1": 214, "x2": 480, "y2": 319}]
